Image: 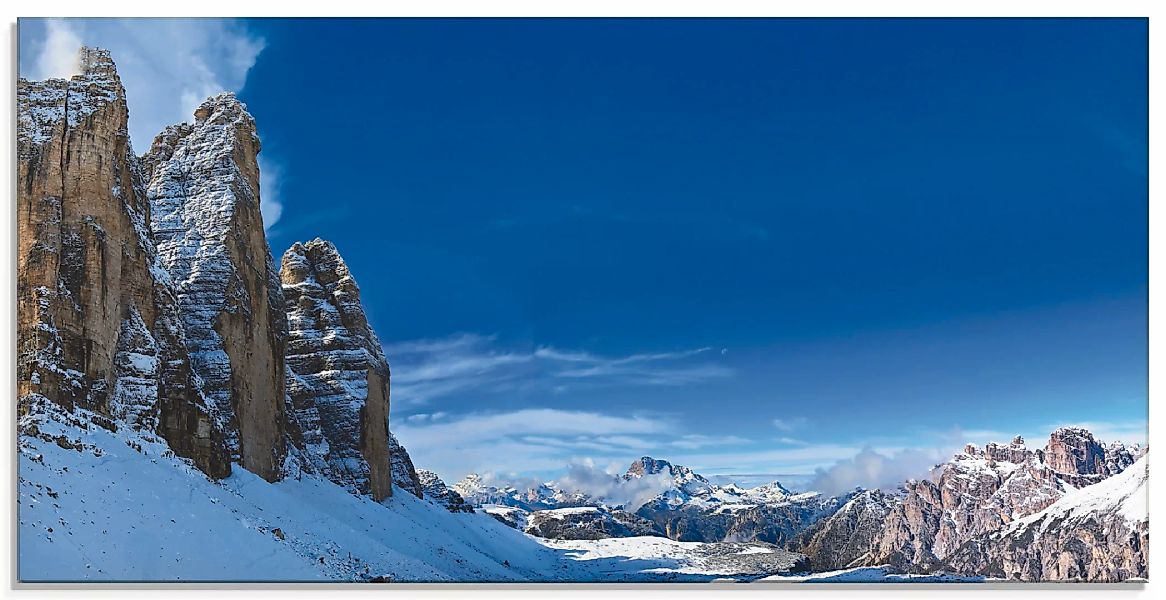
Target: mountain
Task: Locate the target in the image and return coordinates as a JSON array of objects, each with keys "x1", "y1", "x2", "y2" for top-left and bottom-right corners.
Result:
[
  {"x1": 943, "y1": 453, "x2": 1148, "y2": 581},
  {"x1": 452, "y1": 475, "x2": 595, "y2": 511},
  {"x1": 624, "y1": 457, "x2": 842, "y2": 545},
  {"x1": 280, "y1": 238, "x2": 398, "y2": 500},
  {"x1": 454, "y1": 457, "x2": 841, "y2": 545},
  {"x1": 145, "y1": 92, "x2": 290, "y2": 482},
  {"x1": 524, "y1": 507, "x2": 663, "y2": 540},
  {"x1": 16, "y1": 47, "x2": 229, "y2": 478},
  {"x1": 417, "y1": 469, "x2": 474, "y2": 513},
  {"x1": 791, "y1": 430, "x2": 1144, "y2": 573},
  {"x1": 787, "y1": 489, "x2": 899, "y2": 571}
]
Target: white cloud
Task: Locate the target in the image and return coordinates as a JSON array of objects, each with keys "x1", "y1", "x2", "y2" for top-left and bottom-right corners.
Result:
[
  {"x1": 382, "y1": 333, "x2": 732, "y2": 406},
  {"x1": 555, "y1": 460, "x2": 675, "y2": 511},
  {"x1": 772, "y1": 417, "x2": 809, "y2": 432},
  {"x1": 32, "y1": 19, "x2": 83, "y2": 79},
  {"x1": 257, "y1": 156, "x2": 283, "y2": 229},
  {"x1": 806, "y1": 447, "x2": 948, "y2": 496},
  {"x1": 669, "y1": 434, "x2": 750, "y2": 450},
  {"x1": 21, "y1": 18, "x2": 283, "y2": 230},
  {"x1": 396, "y1": 408, "x2": 756, "y2": 482}
]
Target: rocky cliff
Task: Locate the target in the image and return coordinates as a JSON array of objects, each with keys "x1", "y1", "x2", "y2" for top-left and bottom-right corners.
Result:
[
  {"x1": 788, "y1": 489, "x2": 898, "y2": 571},
  {"x1": 869, "y1": 430, "x2": 1139, "y2": 571},
  {"x1": 281, "y1": 238, "x2": 422, "y2": 500},
  {"x1": 16, "y1": 47, "x2": 229, "y2": 478},
  {"x1": 145, "y1": 93, "x2": 289, "y2": 482},
  {"x1": 944, "y1": 453, "x2": 1148, "y2": 581},
  {"x1": 417, "y1": 469, "x2": 474, "y2": 513}
]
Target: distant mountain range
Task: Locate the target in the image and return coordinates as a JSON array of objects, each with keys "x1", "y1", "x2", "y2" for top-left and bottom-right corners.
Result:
[{"x1": 447, "y1": 430, "x2": 1147, "y2": 581}]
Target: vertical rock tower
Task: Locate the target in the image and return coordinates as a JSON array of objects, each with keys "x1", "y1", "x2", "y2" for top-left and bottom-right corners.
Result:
[
  {"x1": 145, "y1": 93, "x2": 289, "y2": 482},
  {"x1": 280, "y1": 239, "x2": 403, "y2": 501},
  {"x1": 16, "y1": 47, "x2": 229, "y2": 477}
]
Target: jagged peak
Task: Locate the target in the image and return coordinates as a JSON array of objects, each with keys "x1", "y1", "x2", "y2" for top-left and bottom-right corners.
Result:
[
  {"x1": 77, "y1": 46, "x2": 120, "y2": 82},
  {"x1": 625, "y1": 456, "x2": 673, "y2": 477},
  {"x1": 281, "y1": 238, "x2": 356, "y2": 287}
]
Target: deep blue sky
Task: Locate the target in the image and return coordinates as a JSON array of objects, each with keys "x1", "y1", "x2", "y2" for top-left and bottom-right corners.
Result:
[{"x1": 21, "y1": 18, "x2": 1148, "y2": 481}]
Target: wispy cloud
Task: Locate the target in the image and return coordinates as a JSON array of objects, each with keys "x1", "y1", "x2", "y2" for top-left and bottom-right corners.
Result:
[
  {"x1": 384, "y1": 333, "x2": 732, "y2": 406},
  {"x1": 257, "y1": 156, "x2": 283, "y2": 230},
  {"x1": 772, "y1": 417, "x2": 809, "y2": 432},
  {"x1": 394, "y1": 408, "x2": 677, "y2": 480}
]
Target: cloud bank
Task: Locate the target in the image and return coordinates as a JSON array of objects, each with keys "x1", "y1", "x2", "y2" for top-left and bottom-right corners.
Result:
[
  {"x1": 806, "y1": 447, "x2": 947, "y2": 496},
  {"x1": 20, "y1": 18, "x2": 282, "y2": 229}
]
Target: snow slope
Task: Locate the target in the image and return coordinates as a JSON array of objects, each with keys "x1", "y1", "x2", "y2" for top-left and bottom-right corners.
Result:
[
  {"x1": 18, "y1": 402, "x2": 809, "y2": 583},
  {"x1": 1006, "y1": 453, "x2": 1148, "y2": 536},
  {"x1": 18, "y1": 402, "x2": 567, "y2": 583}
]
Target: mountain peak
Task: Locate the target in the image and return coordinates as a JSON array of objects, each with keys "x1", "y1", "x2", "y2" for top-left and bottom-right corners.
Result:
[
  {"x1": 625, "y1": 456, "x2": 673, "y2": 477},
  {"x1": 77, "y1": 46, "x2": 119, "y2": 81}
]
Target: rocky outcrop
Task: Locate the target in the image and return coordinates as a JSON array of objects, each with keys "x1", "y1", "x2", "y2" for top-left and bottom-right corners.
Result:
[
  {"x1": 145, "y1": 93, "x2": 288, "y2": 482},
  {"x1": 417, "y1": 469, "x2": 473, "y2": 513},
  {"x1": 16, "y1": 47, "x2": 229, "y2": 478},
  {"x1": 1042, "y1": 427, "x2": 1134, "y2": 478},
  {"x1": 789, "y1": 489, "x2": 898, "y2": 570},
  {"x1": 280, "y1": 239, "x2": 399, "y2": 500},
  {"x1": 525, "y1": 507, "x2": 663, "y2": 540},
  {"x1": 390, "y1": 433, "x2": 424, "y2": 498},
  {"x1": 870, "y1": 430, "x2": 1141, "y2": 571},
  {"x1": 944, "y1": 454, "x2": 1148, "y2": 582}
]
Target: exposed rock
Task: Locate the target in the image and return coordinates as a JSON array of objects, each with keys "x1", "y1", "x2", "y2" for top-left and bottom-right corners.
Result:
[
  {"x1": 280, "y1": 238, "x2": 396, "y2": 500},
  {"x1": 146, "y1": 92, "x2": 288, "y2": 482},
  {"x1": 870, "y1": 430, "x2": 1142, "y2": 571},
  {"x1": 1043, "y1": 427, "x2": 1130, "y2": 477},
  {"x1": 524, "y1": 507, "x2": 663, "y2": 540},
  {"x1": 944, "y1": 454, "x2": 1148, "y2": 582},
  {"x1": 390, "y1": 433, "x2": 424, "y2": 498},
  {"x1": 417, "y1": 469, "x2": 473, "y2": 513},
  {"x1": 789, "y1": 489, "x2": 898, "y2": 570},
  {"x1": 16, "y1": 47, "x2": 229, "y2": 478}
]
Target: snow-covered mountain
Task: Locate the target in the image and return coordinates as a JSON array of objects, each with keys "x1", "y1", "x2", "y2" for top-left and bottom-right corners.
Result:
[
  {"x1": 792, "y1": 430, "x2": 1145, "y2": 575},
  {"x1": 454, "y1": 457, "x2": 842, "y2": 545},
  {"x1": 944, "y1": 454, "x2": 1148, "y2": 581}
]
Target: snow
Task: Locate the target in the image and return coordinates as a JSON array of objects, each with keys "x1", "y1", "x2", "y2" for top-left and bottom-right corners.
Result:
[
  {"x1": 541, "y1": 537, "x2": 803, "y2": 580},
  {"x1": 1005, "y1": 453, "x2": 1149, "y2": 535},
  {"x1": 19, "y1": 403, "x2": 810, "y2": 583},
  {"x1": 760, "y1": 566, "x2": 983, "y2": 583}
]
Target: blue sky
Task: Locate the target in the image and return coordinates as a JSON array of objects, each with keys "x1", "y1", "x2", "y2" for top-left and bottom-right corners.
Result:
[{"x1": 20, "y1": 18, "x2": 1147, "y2": 489}]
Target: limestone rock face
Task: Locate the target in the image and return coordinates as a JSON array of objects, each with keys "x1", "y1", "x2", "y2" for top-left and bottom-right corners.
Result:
[
  {"x1": 789, "y1": 489, "x2": 898, "y2": 570},
  {"x1": 16, "y1": 47, "x2": 229, "y2": 478},
  {"x1": 944, "y1": 454, "x2": 1148, "y2": 582},
  {"x1": 1043, "y1": 427, "x2": 1129, "y2": 477},
  {"x1": 280, "y1": 238, "x2": 400, "y2": 501},
  {"x1": 390, "y1": 433, "x2": 425, "y2": 498},
  {"x1": 417, "y1": 469, "x2": 474, "y2": 513},
  {"x1": 145, "y1": 93, "x2": 288, "y2": 482},
  {"x1": 870, "y1": 430, "x2": 1141, "y2": 571}
]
